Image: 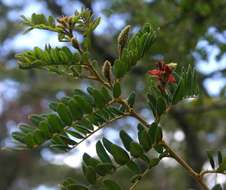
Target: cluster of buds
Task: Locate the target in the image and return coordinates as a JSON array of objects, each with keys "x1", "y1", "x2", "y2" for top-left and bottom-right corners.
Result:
[
  {"x1": 148, "y1": 61, "x2": 177, "y2": 93},
  {"x1": 57, "y1": 15, "x2": 73, "y2": 28}
]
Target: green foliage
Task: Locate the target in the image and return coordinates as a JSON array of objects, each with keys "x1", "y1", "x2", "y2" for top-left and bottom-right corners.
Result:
[
  {"x1": 211, "y1": 184, "x2": 223, "y2": 190},
  {"x1": 21, "y1": 9, "x2": 100, "y2": 49},
  {"x1": 12, "y1": 8, "x2": 225, "y2": 190},
  {"x1": 21, "y1": 13, "x2": 60, "y2": 33},
  {"x1": 60, "y1": 123, "x2": 164, "y2": 189},
  {"x1": 12, "y1": 86, "x2": 124, "y2": 151},
  {"x1": 147, "y1": 65, "x2": 199, "y2": 120},
  {"x1": 206, "y1": 150, "x2": 226, "y2": 173},
  {"x1": 113, "y1": 23, "x2": 156, "y2": 78},
  {"x1": 16, "y1": 45, "x2": 82, "y2": 77}
]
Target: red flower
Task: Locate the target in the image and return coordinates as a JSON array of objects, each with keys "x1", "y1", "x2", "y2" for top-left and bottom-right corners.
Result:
[{"x1": 147, "y1": 61, "x2": 176, "y2": 92}]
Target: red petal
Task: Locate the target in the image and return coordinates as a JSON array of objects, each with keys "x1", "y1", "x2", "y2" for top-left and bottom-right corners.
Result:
[
  {"x1": 167, "y1": 74, "x2": 176, "y2": 83},
  {"x1": 164, "y1": 65, "x2": 172, "y2": 74},
  {"x1": 148, "y1": 69, "x2": 161, "y2": 76}
]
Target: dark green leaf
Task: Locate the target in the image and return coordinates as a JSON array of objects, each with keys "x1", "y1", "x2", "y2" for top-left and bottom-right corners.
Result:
[
  {"x1": 207, "y1": 151, "x2": 215, "y2": 169},
  {"x1": 129, "y1": 142, "x2": 143, "y2": 158},
  {"x1": 96, "y1": 163, "x2": 115, "y2": 176},
  {"x1": 83, "y1": 165, "x2": 96, "y2": 184},
  {"x1": 96, "y1": 141, "x2": 112, "y2": 163},
  {"x1": 111, "y1": 144, "x2": 130, "y2": 165},
  {"x1": 113, "y1": 81, "x2": 121, "y2": 98},
  {"x1": 103, "y1": 180, "x2": 122, "y2": 190},
  {"x1": 119, "y1": 130, "x2": 133, "y2": 151},
  {"x1": 56, "y1": 103, "x2": 73, "y2": 126}
]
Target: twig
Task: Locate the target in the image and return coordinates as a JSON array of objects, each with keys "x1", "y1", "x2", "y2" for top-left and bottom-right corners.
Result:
[
  {"x1": 117, "y1": 97, "x2": 210, "y2": 190},
  {"x1": 129, "y1": 167, "x2": 150, "y2": 190}
]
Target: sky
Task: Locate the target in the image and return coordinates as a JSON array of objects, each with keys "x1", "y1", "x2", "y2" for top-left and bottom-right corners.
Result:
[{"x1": 1, "y1": 0, "x2": 226, "y2": 189}]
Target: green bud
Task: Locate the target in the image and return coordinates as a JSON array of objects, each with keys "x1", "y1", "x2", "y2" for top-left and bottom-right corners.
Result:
[
  {"x1": 71, "y1": 37, "x2": 80, "y2": 50},
  {"x1": 102, "y1": 60, "x2": 112, "y2": 83},
  {"x1": 117, "y1": 25, "x2": 131, "y2": 56}
]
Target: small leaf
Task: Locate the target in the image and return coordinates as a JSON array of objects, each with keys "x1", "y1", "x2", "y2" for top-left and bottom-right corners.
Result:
[
  {"x1": 102, "y1": 137, "x2": 114, "y2": 154},
  {"x1": 138, "y1": 128, "x2": 151, "y2": 152},
  {"x1": 96, "y1": 141, "x2": 112, "y2": 163},
  {"x1": 119, "y1": 130, "x2": 133, "y2": 151},
  {"x1": 113, "y1": 81, "x2": 121, "y2": 98},
  {"x1": 211, "y1": 184, "x2": 222, "y2": 190},
  {"x1": 96, "y1": 163, "x2": 115, "y2": 176},
  {"x1": 56, "y1": 103, "x2": 73, "y2": 126},
  {"x1": 111, "y1": 144, "x2": 130, "y2": 165},
  {"x1": 103, "y1": 179, "x2": 122, "y2": 190},
  {"x1": 148, "y1": 122, "x2": 158, "y2": 145},
  {"x1": 47, "y1": 114, "x2": 64, "y2": 132},
  {"x1": 217, "y1": 157, "x2": 226, "y2": 172},
  {"x1": 129, "y1": 142, "x2": 144, "y2": 158},
  {"x1": 207, "y1": 151, "x2": 215, "y2": 169},
  {"x1": 83, "y1": 165, "x2": 96, "y2": 184},
  {"x1": 149, "y1": 158, "x2": 160, "y2": 169},
  {"x1": 217, "y1": 151, "x2": 223, "y2": 166},
  {"x1": 126, "y1": 160, "x2": 140, "y2": 174},
  {"x1": 83, "y1": 153, "x2": 100, "y2": 167},
  {"x1": 67, "y1": 184, "x2": 88, "y2": 190},
  {"x1": 127, "y1": 91, "x2": 136, "y2": 107}
]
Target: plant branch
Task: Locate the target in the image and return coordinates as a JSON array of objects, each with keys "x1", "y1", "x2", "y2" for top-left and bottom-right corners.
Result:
[
  {"x1": 86, "y1": 60, "x2": 111, "y2": 89},
  {"x1": 129, "y1": 167, "x2": 150, "y2": 190},
  {"x1": 117, "y1": 97, "x2": 210, "y2": 190},
  {"x1": 70, "y1": 113, "x2": 129, "y2": 150}
]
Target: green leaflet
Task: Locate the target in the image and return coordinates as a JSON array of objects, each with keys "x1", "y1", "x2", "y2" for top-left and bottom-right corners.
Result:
[
  {"x1": 96, "y1": 141, "x2": 112, "y2": 163},
  {"x1": 129, "y1": 142, "x2": 144, "y2": 158},
  {"x1": 66, "y1": 184, "x2": 88, "y2": 190},
  {"x1": 102, "y1": 137, "x2": 114, "y2": 154},
  {"x1": 56, "y1": 103, "x2": 73, "y2": 126},
  {"x1": 110, "y1": 144, "x2": 130, "y2": 165},
  {"x1": 127, "y1": 91, "x2": 136, "y2": 107},
  {"x1": 103, "y1": 180, "x2": 122, "y2": 190},
  {"x1": 149, "y1": 158, "x2": 160, "y2": 169},
  {"x1": 119, "y1": 130, "x2": 133, "y2": 151},
  {"x1": 83, "y1": 165, "x2": 97, "y2": 184},
  {"x1": 138, "y1": 125, "x2": 151, "y2": 152},
  {"x1": 87, "y1": 87, "x2": 106, "y2": 107},
  {"x1": 95, "y1": 163, "x2": 115, "y2": 176},
  {"x1": 13, "y1": 84, "x2": 125, "y2": 151},
  {"x1": 83, "y1": 153, "x2": 100, "y2": 168},
  {"x1": 211, "y1": 184, "x2": 223, "y2": 190},
  {"x1": 217, "y1": 151, "x2": 223, "y2": 166},
  {"x1": 47, "y1": 114, "x2": 64, "y2": 132},
  {"x1": 113, "y1": 81, "x2": 121, "y2": 98},
  {"x1": 19, "y1": 124, "x2": 34, "y2": 133},
  {"x1": 207, "y1": 151, "x2": 215, "y2": 169},
  {"x1": 126, "y1": 160, "x2": 140, "y2": 174},
  {"x1": 217, "y1": 157, "x2": 226, "y2": 172},
  {"x1": 16, "y1": 46, "x2": 79, "y2": 69},
  {"x1": 67, "y1": 130, "x2": 84, "y2": 139},
  {"x1": 113, "y1": 23, "x2": 156, "y2": 78},
  {"x1": 73, "y1": 95, "x2": 92, "y2": 114}
]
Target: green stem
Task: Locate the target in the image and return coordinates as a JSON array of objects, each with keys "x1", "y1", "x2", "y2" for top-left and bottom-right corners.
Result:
[
  {"x1": 117, "y1": 97, "x2": 209, "y2": 190},
  {"x1": 86, "y1": 60, "x2": 111, "y2": 89},
  {"x1": 129, "y1": 167, "x2": 150, "y2": 190}
]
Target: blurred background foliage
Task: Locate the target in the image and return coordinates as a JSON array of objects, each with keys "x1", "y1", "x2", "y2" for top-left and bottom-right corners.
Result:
[{"x1": 0, "y1": 0, "x2": 226, "y2": 190}]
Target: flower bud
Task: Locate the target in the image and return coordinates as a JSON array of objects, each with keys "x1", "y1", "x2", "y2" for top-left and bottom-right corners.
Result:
[
  {"x1": 167, "y1": 62, "x2": 177, "y2": 69},
  {"x1": 71, "y1": 37, "x2": 80, "y2": 50},
  {"x1": 102, "y1": 60, "x2": 112, "y2": 83},
  {"x1": 117, "y1": 25, "x2": 131, "y2": 56}
]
